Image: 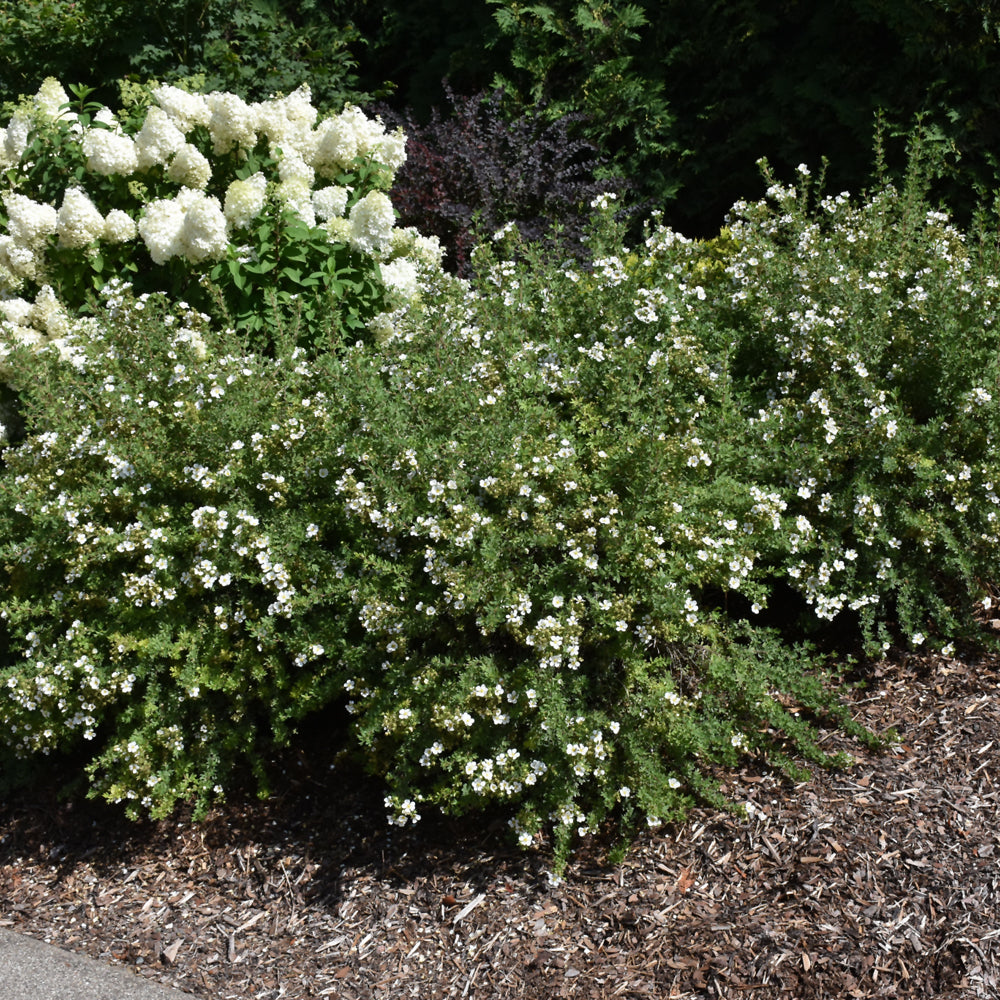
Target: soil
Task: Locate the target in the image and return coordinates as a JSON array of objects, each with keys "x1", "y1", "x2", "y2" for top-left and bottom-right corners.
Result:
[{"x1": 1, "y1": 651, "x2": 998, "y2": 999}]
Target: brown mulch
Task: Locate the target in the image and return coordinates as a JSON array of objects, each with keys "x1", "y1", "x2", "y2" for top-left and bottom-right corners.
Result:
[{"x1": 1, "y1": 652, "x2": 999, "y2": 999}]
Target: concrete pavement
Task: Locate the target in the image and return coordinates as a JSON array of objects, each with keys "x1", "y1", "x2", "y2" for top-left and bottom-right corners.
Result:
[{"x1": 0, "y1": 927, "x2": 195, "y2": 999}]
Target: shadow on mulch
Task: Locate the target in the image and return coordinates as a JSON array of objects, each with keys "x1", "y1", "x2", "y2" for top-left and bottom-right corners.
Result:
[{"x1": 1, "y1": 653, "x2": 998, "y2": 999}]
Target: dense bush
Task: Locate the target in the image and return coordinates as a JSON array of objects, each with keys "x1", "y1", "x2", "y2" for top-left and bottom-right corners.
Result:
[
  {"x1": 0, "y1": 79, "x2": 442, "y2": 357},
  {"x1": 381, "y1": 85, "x2": 620, "y2": 276},
  {"x1": 4, "y1": 147, "x2": 998, "y2": 868}
]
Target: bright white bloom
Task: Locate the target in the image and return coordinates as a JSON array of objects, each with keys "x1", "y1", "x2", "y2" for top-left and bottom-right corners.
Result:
[
  {"x1": 2, "y1": 113, "x2": 31, "y2": 165},
  {"x1": 151, "y1": 85, "x2": 210, "y2": 132},
  {"x1": 0, "y1": 297, "x2": 33, "y2": 326},
  {"x1": 57, "y1": 188, "x2": 105, "y2": 248},
  {"x1": 374, "y1": 128, "x2": 407, "y2": 171},
  {"x1": 312, "y1": 114, "x2": 358, "y2": 173},
  {"x1": 135, "y1": 106, "x2": 186, "y2": 169},
  {"x1": 30, "y1": 285, "x2": 71, "y2": 337},
  {"x1": 139, "y1": 196, "x2": 186, "y2": 263},
  {"x1": 82, "y1": 127, "x2": 138, "y2": 175},
  {"x1": 325, "y1": 217, "x2": 352, "y2": 243},
  {"x1": 276, "y1": 178, "x2": 315, "y2": 228},
  {"x1": 254, "y1": 85, "x2": 317, "y2": 154},
  {"x1": 0, "y1": 236, "x2": 37, "y2": 285},
  {"x1": 349, "y1": 190, "x2": 394, "y2": 255},
  {"x1": 346, "y1": 105, "x2": 389, "y2": 159},
  {"x1": 224, "y1": 173, "x2": 268, "y2": 230},
  {"x1": 179, "y1": 191, "x2": 228, "y2": 262},
  {"x1": 103, "y1": 209, "x2": 137, "y2": 243},
  {"x1": 205, "y1": 91, "x2": 257, "y2": 153},
  {"x1": 278, "y1": 150, "x2": 314, "y2": 187},
  {"x1": 3, "y1": 193, "x2": 58, "y2": 248},
  {"x1": 275, "y1": 150, "x2": 317, "y2": 225},
  {"x1": 312, "y1": 185, "x2": 349, "y2": 222},
  {"x1": 139, "y1": 189, "x2": 227, "y2": 264},
  {"x1": 380, "y1": 258, "x2": 419, "y2": 301},
  {"x1": 33, "y1": 78, "x2": 70, "y2": 121},
  {"x1": 390, "y1": 227, "x2": 443, "y2": 267},
  {"x1": 167, "y1": 143, "x2": 212, "y2": 189}
]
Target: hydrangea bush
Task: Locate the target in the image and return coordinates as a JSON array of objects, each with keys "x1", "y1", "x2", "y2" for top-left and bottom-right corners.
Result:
[
  {"x1": 1, "y1": 157, "x2": 998, "y2": 870},
  {"x1": 0, "y1": 78, "x2": 442, "y2": 359}
]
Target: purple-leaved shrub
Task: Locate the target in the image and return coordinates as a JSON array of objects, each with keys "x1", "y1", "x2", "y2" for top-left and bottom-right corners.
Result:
[{"x1": 379, "y1": 84, "x2": 622, "y2": 276}]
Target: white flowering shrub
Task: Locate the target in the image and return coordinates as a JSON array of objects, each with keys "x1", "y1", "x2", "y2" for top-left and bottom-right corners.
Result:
[
  {"x1": 718, "y1": 160, "x2": 1000, "y2": 650},
  {"x1": 1, "y1": 154, "x2": 998, "y2": 871},
  {"x1": 0, "y1": 78, "x2": 439, "y2": 357}
]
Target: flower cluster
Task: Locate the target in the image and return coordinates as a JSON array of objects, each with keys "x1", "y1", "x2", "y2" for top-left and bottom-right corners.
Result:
[{"x1": 0, "y1": 79, "x2": 442, "y2": 354}]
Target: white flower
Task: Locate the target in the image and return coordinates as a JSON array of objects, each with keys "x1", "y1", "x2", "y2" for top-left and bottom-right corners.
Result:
[
  {"x1": 349, "y1": 190, "x2": 395, "y2": 255},
  {"x1": 139, "y1": 189, "x2": 227, "y2": 264},
  {"x1": 181, "y1": 191, "x2": 230, "y2": 261},
  {"x1": 103, "y1": 210, "x2": 137, "y2": 244},
  {"x1": 224, "y1": 173, "x2": 268, "y2": 230},
  {"x1": 3, "y1": 193, "x2": 58, "y2": 248},
  {"x1": 0, "y1": 297, "x2": 33, "y2": 326},
  {"x1": 342, "y1": 104, "x2": 386, "y2": 159},
  {"x1": 390, "y1": 227, "x2": 443, "y2": 267},
  {"x1": 2, "y1": 113, "x2": 31, "y2": 164},
  {"x1": 57, "y1": 188, "x2": 105, "y2": 248},
  {"x1": 33, "y1": 78, "x2": 70, "y2": 121},
  {"x1": 151, "y1": 85, "x2": 210, "y2": 132},
  {"x1": 82, "y1": 127, "x2": 138, "y2": 175},
  {"x1": 380, "y1": 258, "x2": 419, "y2": 301},
  {"x1": 30, "y1": 285, "x2": 70, "y2": 337},
  {"x1": 205, "y1": 91, "x2": 257, "y2": 153},
  {"x1": 312, "y1": 185, "x2": 350, "y2": 222},
  {"x1": 254, "y1": 85, "x2": 317, "y2": 153},
  {"x1": 167, "y1": 143, "x2": 212, "y2": 189},
  {"x1": 374, "y1": 128, "x2": 407, "y2": 172},
  {"x1": 312, "y1": 114, "x2": 358, "y2": 173},
  {"x1": 276, "y1": 177, "x2": 315, "y2": 227},
  {"x1": 139, "y1": 196, "x2": 186, "y2": 264},
  {"x1": 135, "y1": 106, "x2": 186, "y2": 169}
]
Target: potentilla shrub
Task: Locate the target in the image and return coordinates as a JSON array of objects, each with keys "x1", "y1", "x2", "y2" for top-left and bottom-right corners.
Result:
[
  {"x1": 5, "y1": 170, "x2": 996, "y2": 870},
  {"x1": 716, "y1": 161, "x2": 1000, "y2": 652},
  {"x1": 0, "y1": 78, "x2": 443, "y2": 359},
  {"x1": 0, "y1": 289, "x2": 374, "y2": 817},
  {"x1": 0, "y1": 204, "x2": 870, "y2": 868}
]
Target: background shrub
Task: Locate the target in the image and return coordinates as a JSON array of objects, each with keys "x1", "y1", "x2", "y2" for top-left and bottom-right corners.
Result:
[
  {"x1": 0, "y1": 0, "x2": 372, "y2": 113},
  {"x1": 380, "y1": 85, "x2": 620, "y2": 276},
  {"x1": 0, "y1": 80, "x2": 440, "y2": 357}
]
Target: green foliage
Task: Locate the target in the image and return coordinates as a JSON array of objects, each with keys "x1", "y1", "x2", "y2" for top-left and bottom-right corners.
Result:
[
  {"x1": 481, "y1": 0, "x2": 1000, "y2": 232},
  {"x1": 0, "y1": 0, "x2": 370, "y2": 112},
  {"x1": 719, "y1": 155, "x2": 1000, "y2": 649},
  {"x1": 486, "y1": 0, "x2": 681, "y2": 203},
  {"x1": 0, "y1": 292, "x2": 369, "y2": 818}
]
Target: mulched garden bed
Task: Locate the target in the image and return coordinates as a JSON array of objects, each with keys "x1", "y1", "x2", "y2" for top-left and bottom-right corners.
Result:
[{"x1": 1, "y1": 651, "x2": 998, "y2": 999}]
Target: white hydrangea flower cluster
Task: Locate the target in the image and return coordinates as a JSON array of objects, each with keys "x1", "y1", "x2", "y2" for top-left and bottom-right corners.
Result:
[{"x1": 0, "y1": 78, "x2": 440, "y2": 351}]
